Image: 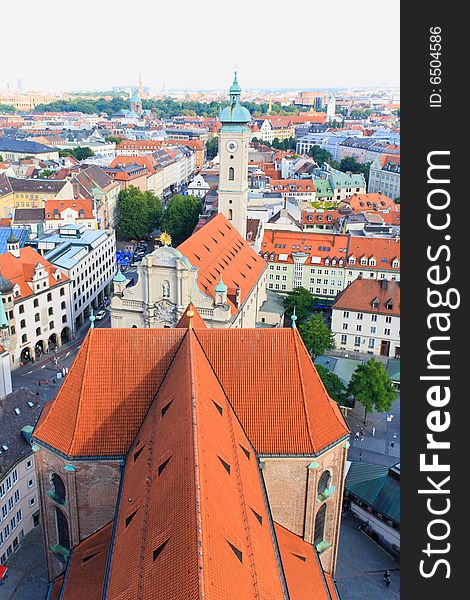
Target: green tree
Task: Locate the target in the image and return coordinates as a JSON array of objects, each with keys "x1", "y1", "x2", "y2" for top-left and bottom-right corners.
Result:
[
  {"x1": 74, "y1": 147, "x2": 95, "y2": 161},
  {"x1": 347, "y1": 359, "x2": 397, "y2": 423},
  {"x1": 283, "y1": 287, "x2": 314, "y2": 323},
  {"x1": 315, "y1": 364, "x2": 348, "y2": 404},
  {"x1": 394, "y1": 197, "x2": 400, "y2": 204},
  {"x1": 206, "y1": 138, "x2": 219, "y2": 160},
  {"x1": 39, "y1": 169, "x2": 54, "y2": 178},
  {"x1": 144, "y1": 190, "x2": 163, "y2": 233},
  {"x1": 105, "y1": 136, "x2": 125, "y2": 145},
  {"x1": 160, "y1": 194, "x2": 202, "y2": 246},
  {"x1": 116, "y1": 186, "x2": 161, "y2": 241},
  {"x1": 307, "y1": 145, "x2": 335, "y2": 165},
  {"x1": 299, "y1": 313, "x2": 335, "y2": 358},
  {"x1": 339, "y1": 156, "x2": 371, "y2": 184},
  {"x1": 0, "y1": 104, "x2": 16, "y2": 113}
]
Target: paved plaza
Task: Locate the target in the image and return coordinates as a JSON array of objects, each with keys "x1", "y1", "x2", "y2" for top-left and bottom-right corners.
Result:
[{"x1": 336, "y1": 514, "x2": 400, "y2": 600}]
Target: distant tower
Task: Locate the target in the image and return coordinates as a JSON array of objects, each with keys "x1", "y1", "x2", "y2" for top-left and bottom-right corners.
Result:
[
  {"x1": 327, "y1": 94, "x2": 336, "y2": 122},
  {"x1": 217, "y1": 72, "x2": 251, "y2": 239},
  {"x1": 267, "y1": 96, "x2": 273, "y2": 115},
  {"x1": 138, "y1": 73, "x2": 144, "y2": 99},
  {"x1": 129, "y1": 88, "x2": 142, "y2": 117},
  {"x1": 7, "y1": 230, "x2": 20, "y2": 258}
]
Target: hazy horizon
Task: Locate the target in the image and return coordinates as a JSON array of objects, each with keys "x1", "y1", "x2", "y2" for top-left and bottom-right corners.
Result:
[{"x1": 2, "y1": 0, "x2": 400, "y2": 93}]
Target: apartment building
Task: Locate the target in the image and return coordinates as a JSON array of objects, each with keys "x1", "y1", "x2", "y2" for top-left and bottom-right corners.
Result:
[
  {"x1": 0, "y1": 389, "x2": 44, "y2": 566},
  {"x1": 331, "y1": 278, "x2": 400, "y2": 358},
  {"x1": 35, "y1": 225, "x2": 116, "y2": 331}
]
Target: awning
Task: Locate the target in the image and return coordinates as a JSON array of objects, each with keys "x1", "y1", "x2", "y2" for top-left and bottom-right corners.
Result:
[{"x1": 0, "y1": 565, "x2": 8, "y2": 580}]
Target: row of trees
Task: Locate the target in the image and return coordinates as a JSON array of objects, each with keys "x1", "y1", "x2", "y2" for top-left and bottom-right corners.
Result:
[
  {"x1": 34, "y1": 96, "x2": 315, "y2": 119},
  {"x1": 116, "y1": 186, "x2": 201, "y2": 247},
  {"x1": 283, "y1": 287, "x2": 396, "y2": 420},
  {"x1": 0, "y1": 103, "x2": 16, "y2": 113},
  {"x1": 252, "y1": 137, "x2": 297, "y2": 151}
]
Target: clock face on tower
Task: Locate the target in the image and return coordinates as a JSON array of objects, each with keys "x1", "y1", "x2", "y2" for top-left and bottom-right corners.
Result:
[{"x1": 226, "y1": 140, "x2": 238, "y2": 153}]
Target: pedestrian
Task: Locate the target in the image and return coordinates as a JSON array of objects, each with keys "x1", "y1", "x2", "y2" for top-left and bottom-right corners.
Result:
[
  {"x1": 354, "y1": 431, "x2": 360, "y2": 441},
  {"x1": 383, "y1": 570, "x2": 391, "y2": 586},
  {"x1": 52, "y1": 378, "x2": 56, "y2": 385},
  {"x1": 45, "y1": 379, "x2": 49, "y2": 385},
  {"x1": 359, "y1": 427, "x2": 364, "y2": 436},
  {"x1": 36, "y1": 391, "x2": 40, "y2": 397},
  {"x1": 372, "y1": 426, "x2": 376, "y2": 437},
  {"x1": 38, "y1": 380, "x2": 41, "y2": 387}
]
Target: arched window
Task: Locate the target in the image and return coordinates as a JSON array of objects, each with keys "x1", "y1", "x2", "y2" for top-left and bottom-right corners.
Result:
[
  {"x1": 317, "y1": 470, "x2": 331, "y2": 498},
  {"x1": 228, "y1": 167, "x2": 235, "y2": 181},
  {"x1": 51, "y1": 473, "x2": 66, "y2": 504},
  {"x1": 314, "y1": 504, "x2": 327, "y2": 547},
  {"x1": 56, "y1": 507, "x2": 70, "y2": 550},
  {"x1": 228, "y1": 209, "x2": 233, "y2": 221}
]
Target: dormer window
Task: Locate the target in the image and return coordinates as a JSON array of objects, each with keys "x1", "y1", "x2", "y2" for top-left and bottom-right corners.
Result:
[
  {"x1": 369, "y1": 258, "x2": 376, "y2": 266},
  {"x1": 360, "y1": 257, "x2": 367, "y2": 266},
  {"x1": 372, "y1": 298, "x2": 380, "y2": 308},
  {"x1": 339, "y1": 258, "x2": 344, "y2": 266},
  {"x1": 392, "y1": 259, "x2": 399, "y2": 268},
  {"x1": 386, "y1": 299, "x2": 394, "y2": 310},
  {"x1": 348, "y1": 258, "x2": 355, "y2": 265},
  {"x1": 324, "y1": 258, "x2": 330, "y2": 266},
  {"x1": 332, "y1": 259, "x2": 337, "y2": 266}
]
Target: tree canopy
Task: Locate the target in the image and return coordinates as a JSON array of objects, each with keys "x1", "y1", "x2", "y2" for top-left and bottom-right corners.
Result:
[
  {"x1": 59, "y1": 147, "x2": 95, "y2": 161},
  {"x1": 206, "y1": 138, "x2": 218, "y2": 160},
  {"x1": 116, "y1": 186, "x2": 162, "y2": 241},
  {"x1": 347, "y1": 358, "x2": 397, "y2": 423},
  {"x1": 0, "y1": 104, "x2": 16, "y2": 113},
  {"x1": 315, "y1": 364, "x2": 349, "y2": 405},
  {"x1": 299, "y1": 313, "x2": 335, "y2": 358},
  {"x1": 308, "y1": 145, "x2": 335, "y2": 165},
  {"x1": 160, "y1": 194, "x2": 202, "y2": 247},
  {"x1": 283, "y1": 287, "x2": 314, "y2": 323}
]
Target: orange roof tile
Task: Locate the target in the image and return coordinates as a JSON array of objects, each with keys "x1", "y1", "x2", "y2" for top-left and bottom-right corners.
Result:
[
  {"x1": 195, "y1": 328, "x2": 349, "y2": 454},
  {"x1": 105, "y1": 331, "x2": 286, "y2": 600},
  {"x1": 177, "y1": 214, "x2": 267, "y2": 316},
  {"x1": 33, "y1": 329, "x2": 187, "y2": 457},
  {"x1": 60, "y1": 522, "x2": 112, "y2": 600},
  {"x1": 44, "y1": 199, "x2": 95, "y2": 221},
  {"x1": 261, "y1": 230, "x2": 350, "y2": 267},
  {"x1": 333, "y1": 278, "x2": 400, "y2": 316},
  {"x1": 274, "y1": 523, "x2": 333, "y2": 600},
  {"x1": 0, "y1": 246, "x2": 68, "y2": 302},
  {"x1": 347, "y1": 236, "x2": 400, "y2": 272},
  {"x1": 33, "y1": 328, "x2": 348, "y2": 459}
]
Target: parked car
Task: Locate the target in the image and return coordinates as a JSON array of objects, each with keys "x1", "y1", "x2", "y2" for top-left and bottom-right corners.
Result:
[{"x1": 95, "y1": 309, "x2": 107, "y2": 320}]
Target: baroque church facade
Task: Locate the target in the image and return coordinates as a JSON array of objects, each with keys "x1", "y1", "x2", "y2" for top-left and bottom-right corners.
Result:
[{"x1": 110, "y1": 74, "x2": 271, "y2": 329}]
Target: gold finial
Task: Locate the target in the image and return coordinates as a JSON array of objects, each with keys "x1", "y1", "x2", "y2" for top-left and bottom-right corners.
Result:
[
  {"x1": 186, "y1": 306, "x2": 195, "y2": 330},
  {"x1": 159, "y1": 232, "x2": 172, "y2": 246}
]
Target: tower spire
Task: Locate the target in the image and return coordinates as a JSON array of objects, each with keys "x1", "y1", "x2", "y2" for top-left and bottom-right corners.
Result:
[{"x1": 291, "y1": 306, "x2": 297, "y2": 329}]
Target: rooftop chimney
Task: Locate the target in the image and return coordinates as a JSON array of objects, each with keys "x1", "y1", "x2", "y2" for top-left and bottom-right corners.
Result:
[{"x1": 381, "y1": 279, "x2": 388, "y2": 290}]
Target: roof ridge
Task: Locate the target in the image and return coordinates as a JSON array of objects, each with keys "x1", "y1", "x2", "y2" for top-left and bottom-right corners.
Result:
[
  {"x1": 67, "y1": 331, "x2": 94, "y2": 455},
  {"x1": 291, "y1": 329, "x2": 316, "y2": 453},
  {"x1": 186, "y1": 331, "x2": 206, "y2": 598}
]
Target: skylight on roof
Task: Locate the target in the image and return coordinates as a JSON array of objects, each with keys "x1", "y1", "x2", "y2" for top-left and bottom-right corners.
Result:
[
  {"x1": 227, "y1": 541, "x2": 243, "y2": 563},
  {"x1": 218, "y1": 456, "x2": 231, "y2": 475}
]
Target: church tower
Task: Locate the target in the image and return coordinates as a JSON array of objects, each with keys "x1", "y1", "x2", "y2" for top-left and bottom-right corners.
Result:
[{"x1": 217, "y1": 72, "x2": 251, "y2": 239}]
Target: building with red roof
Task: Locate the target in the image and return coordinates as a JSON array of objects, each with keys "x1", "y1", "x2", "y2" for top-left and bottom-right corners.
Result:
[
  {"x1": 261, "y1": 228, "x2": 400, "y2": 299},
  {"x1": 33, "y1": 323, "x2": 349, "y2": 597},
  {"x1": 44, "y1": 199, "x2": 97, "y2": 230},
  {"x1": 0, "y1": 241, "x2": 72, "y2": 367}
]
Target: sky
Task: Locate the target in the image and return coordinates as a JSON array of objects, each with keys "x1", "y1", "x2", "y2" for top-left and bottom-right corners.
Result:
[{"x1": 2, "y1": 0, "x2": 400, "y2": 93}]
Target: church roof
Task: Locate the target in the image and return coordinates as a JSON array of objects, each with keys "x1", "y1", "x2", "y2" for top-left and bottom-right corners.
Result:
[
  {"x1": 33, "y1": 328, "x2": 348, "y2": 458},
  {"x1": 49, "y1": 329, "x2": 343, "y2": 600},
  {"x1": 177, "y1": 214, "x2": 266, "y2": 316}
]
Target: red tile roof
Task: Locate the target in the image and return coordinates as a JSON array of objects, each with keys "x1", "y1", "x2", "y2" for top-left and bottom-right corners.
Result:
[
  {"x1": 0, "y1": 246, "x2": 68, "y2": 302},
  {"x1": 105, "y1": 331, "x2": 287, "y2": 600},
  {"x1": 333, "y1": 278, "x2": 400, "y2": 316},
  {"x1": 33, "y1": 328, "x2": 348, "y2": 459},
  {"x1": 33, "y1": 329, "x2": 187, "y2": 457},
  {"x1": 347, "y1": 237, "x2": 400, "y2": 272},
  {"x1": 177, "y1": 213, "x2": 267, "y2": 316},
  {"x1": 53, "y1": 330, "x2": 341, "y2": 600},
  {"x1": 44, "y1": 199, "x2": 95, "y2": 221},
  {"x1": 60, "y1": 522, "x2": 112, "y2": 600},
  {"x1": 275, "y1": 523, "x2": 334, "y2": 600},
  {"x1": 261, "y1": 230, "x2": 350, "y2": 266}
]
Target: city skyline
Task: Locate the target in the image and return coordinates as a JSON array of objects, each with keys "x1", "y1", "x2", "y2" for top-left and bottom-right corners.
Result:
[{"x1": 2, "y1": 0, "x2": 400, "y2": 94}]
